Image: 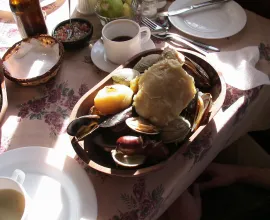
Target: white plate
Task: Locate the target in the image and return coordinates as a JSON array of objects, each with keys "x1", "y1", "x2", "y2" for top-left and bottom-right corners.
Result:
[
  {"x1": 168, "y1": 0, "x2": 247, "y2": 39},
  {"x1": 91, "y1": 39, "x2": 156, "y2": 73},
  {"x1": 0, "y1": 147, "x2": 97, "y2": 220}
]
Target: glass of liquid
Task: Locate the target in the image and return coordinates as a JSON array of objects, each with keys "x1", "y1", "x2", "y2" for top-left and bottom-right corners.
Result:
[{"x1": 141, "y1": 0, "x2": 157, "y2": 18}]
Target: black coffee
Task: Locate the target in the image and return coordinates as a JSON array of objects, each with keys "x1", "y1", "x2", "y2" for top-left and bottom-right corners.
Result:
[{"x1": 112, "y1": 36, "x2": 132, "y2": 42}]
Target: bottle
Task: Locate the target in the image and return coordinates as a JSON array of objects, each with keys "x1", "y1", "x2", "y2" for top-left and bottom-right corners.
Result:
[{"x1": 9, "y1": 0, "x2": 48, "y2": 39}]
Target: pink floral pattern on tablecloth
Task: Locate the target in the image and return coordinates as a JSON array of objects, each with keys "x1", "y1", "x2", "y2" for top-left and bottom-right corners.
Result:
[
  {"x1": 223, "y1": 85, "x2": 262, "y2": 125},
  {"x1": 17, "y1": 79, "x2": 89, "y2": 137},
  {"x1": 109, "y1": 178, "x2": 164, "y2": 220}
]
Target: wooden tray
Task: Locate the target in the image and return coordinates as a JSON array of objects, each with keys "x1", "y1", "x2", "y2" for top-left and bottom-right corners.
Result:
[
  {"x1": 0, "y1": 62, "x2": 8, "y2": 125},
  {"x1": 70, "y1": 48, "x2": 226, "y2": 177}
]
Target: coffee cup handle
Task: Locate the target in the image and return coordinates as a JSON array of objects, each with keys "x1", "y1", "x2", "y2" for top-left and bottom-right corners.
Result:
[
  {"x1": 140, "y1": 26, "x2": 151, "y2": 45},
  {"x1": 11, "y1": 169, "x2": 25, "y2": 185}
]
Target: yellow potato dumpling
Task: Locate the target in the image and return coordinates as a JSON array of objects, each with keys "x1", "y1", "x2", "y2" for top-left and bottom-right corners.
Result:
[{"x1": 94, "y1": 84, "x2": 134, "y2": 115}]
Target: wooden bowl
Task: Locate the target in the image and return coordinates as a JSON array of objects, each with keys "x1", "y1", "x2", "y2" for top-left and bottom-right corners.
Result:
[
  {"x1": 2, "y1": 35, "x2": 64, "y2": 86},
  {"x1": 0, "y1": 62, "x2": 8, "y2": 124},
  {"x1": 70, "y1": 48, "x2": 226, "y2": 177}
]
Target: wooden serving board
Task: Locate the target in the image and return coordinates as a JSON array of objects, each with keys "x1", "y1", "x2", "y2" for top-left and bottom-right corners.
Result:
[
  {"x1": 0, "y1": 61, "x2": 8, "y2": 125},
  {"x1": 70, "y1": 48, "x2": 226, "y2": 177}
]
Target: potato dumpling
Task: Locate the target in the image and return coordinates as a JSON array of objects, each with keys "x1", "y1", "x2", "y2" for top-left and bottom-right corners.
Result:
[{"x1": 94, "y1": 84, "x2": 134, "y2": 115}]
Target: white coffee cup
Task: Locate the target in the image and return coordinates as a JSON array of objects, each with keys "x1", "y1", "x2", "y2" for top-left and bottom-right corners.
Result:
[
  {"x1": 102, "y1": 19, "x2": 151, "y2": 65},
  {"x1": 0, "y1": 169, "x2": 28, "y2": 220}
]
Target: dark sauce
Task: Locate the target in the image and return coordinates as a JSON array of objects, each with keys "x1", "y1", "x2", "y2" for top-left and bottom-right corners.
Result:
[{"x1": 111, "y1": 36, "x2": 132, "y2": 42}]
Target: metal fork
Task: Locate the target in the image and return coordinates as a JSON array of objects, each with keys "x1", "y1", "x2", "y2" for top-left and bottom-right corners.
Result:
[
  {"x1": 141, "y1": 16, "x2": 220, "y2": 52},
  {"x1": 141, "y1": 16, "x2": 169, "y2": 32}
]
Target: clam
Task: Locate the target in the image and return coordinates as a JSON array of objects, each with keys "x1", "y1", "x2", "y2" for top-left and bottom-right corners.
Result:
[
  {"x1": 160, "y1": 47, "x2": 185, "y2": 64},
  {"x1": 116, "y1": 136, "x2": 144, "y2": 156},
  {"x1": 125, "y1": 117, "x2": 159, "y2": 135},
  {"x1": 112, "y1": 68, "x2": 140, "y2": 86},
  {"x1": 111, "y1": 149, "x2": 146, "y2": 167},
  {"x1": 133, "y1": 54, "x2": 161, "y2": 73},
  {"x1": 67, "y1": 106, "x2": 133, "y2": 141},
  {"x1": 160, "y1": 116, "x2": 191, "y2": 143},
  {"x1": 199, "y1": 92, "x2": 213, "y2": 125}
]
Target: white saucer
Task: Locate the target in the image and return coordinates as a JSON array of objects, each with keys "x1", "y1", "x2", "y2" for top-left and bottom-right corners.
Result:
[
  {"x1": 91, "y1": 39, "x2": 156, "y2": 73},
  {"x1": 0, "y1": 147, "x2": 97, "y2": 220}
]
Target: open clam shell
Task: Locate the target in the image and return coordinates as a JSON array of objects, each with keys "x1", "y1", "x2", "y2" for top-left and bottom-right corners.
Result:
[
  {"x1": 133, "y1": 54, "x2": 161, "y2": 73},
  {"x1": 160, "y1": 116, "x2": 191, "y2": 143},
  {"x1": 111, "y1": 150, "x2": 146, "y2": 168},
  {"x1": 125, "y1": 117, "x2": 159, "y2": 135},
  {"x1": 192, "y1": 92, "x2": 212, "y2": 131}
]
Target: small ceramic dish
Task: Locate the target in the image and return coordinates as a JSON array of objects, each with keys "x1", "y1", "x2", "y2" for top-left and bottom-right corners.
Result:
[
  {"x1": 94, "y1": 0, "x2": 137, "y2": 26},
  {"x1": 52, "y1": 18, "x2": 93, "y2": 50},
  {"x1": 2, "y1": 35, "x2": 64, "y2": 87}
]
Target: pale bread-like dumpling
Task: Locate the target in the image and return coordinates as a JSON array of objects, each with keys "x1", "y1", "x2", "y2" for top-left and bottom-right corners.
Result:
[{"x1": 133, "y1": 59, "x2": 196, "y2": 127}]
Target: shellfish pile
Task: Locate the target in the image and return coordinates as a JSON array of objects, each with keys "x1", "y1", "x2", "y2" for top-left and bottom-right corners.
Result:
[{"x1": 67, "y1": 48, "x2": 212, "y2": 168}]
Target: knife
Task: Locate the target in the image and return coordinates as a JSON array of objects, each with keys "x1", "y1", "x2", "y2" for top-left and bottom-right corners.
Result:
[{"x1": 158, "y1": 0, "x2": 231, "y2": 17}]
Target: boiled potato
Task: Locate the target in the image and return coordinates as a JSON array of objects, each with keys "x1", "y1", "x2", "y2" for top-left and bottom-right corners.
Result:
[{"x1": 94, "y1": 84, "x2": 133, "y2": 115}]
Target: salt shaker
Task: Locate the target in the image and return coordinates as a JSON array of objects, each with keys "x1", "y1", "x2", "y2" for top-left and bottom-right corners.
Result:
[{"x1": 141, "y1": 0, "x2": 157, "y2": 18}]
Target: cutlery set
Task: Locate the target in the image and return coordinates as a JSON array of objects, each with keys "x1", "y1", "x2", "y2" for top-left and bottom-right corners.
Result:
[
  {"x1": 141, "y1": 16, "x2": 220, "y2": 53},
  {"x1": 140, "y1": 0, "x2": 232, "y2": 52}
]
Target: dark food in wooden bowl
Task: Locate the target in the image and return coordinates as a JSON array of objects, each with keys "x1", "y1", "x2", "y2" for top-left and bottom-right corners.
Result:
[
  {"x1": 69, "y1": 47, "x2": 226, "y2": 177},
  {"x1": 52, "y1": 18, "x2": 93, "y2": 50}
]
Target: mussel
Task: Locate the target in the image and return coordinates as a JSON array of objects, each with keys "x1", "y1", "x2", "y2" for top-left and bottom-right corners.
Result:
[
  {"x1": 67, "y1": 106, "x2": 133, "y2": 141},
  {"x1": 183, "y1": 57, "x2": 211, "y2": 90},
  {"x1": 67, "y1": 115, "x2": 100, "y2": 136}
]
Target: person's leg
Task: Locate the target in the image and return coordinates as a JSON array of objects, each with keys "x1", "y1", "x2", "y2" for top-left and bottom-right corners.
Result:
[{"x1": 201, "y1": 134, "x2": 270, "y2": 220}]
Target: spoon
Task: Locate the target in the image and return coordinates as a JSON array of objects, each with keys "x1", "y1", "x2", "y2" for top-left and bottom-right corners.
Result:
[{"x1": 67, "y1": 0, "x2": 73, "y2": 40}]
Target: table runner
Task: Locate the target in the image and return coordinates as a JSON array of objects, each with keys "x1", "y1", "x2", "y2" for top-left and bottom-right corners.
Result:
[{"x1": 0, "y1": 1, "x2": 270, "y2": 219}]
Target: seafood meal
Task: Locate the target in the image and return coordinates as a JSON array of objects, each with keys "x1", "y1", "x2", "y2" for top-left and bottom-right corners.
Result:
[{"x1": 67, "y1": 48, "x2": 213, "y2": 168}]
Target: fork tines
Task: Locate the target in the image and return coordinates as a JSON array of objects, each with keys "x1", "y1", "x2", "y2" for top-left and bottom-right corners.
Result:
[{"x1": 141, "y1": 16, "x2": 158, "y2": 30}]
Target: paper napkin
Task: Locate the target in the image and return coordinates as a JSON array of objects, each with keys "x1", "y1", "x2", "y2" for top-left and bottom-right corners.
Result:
[
  {"x1": 206, "y1": 46, "x2": 270, "y2": 90},
  {"x1": 3, "y1": 39, "x2": 59, "y2": 79}
]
